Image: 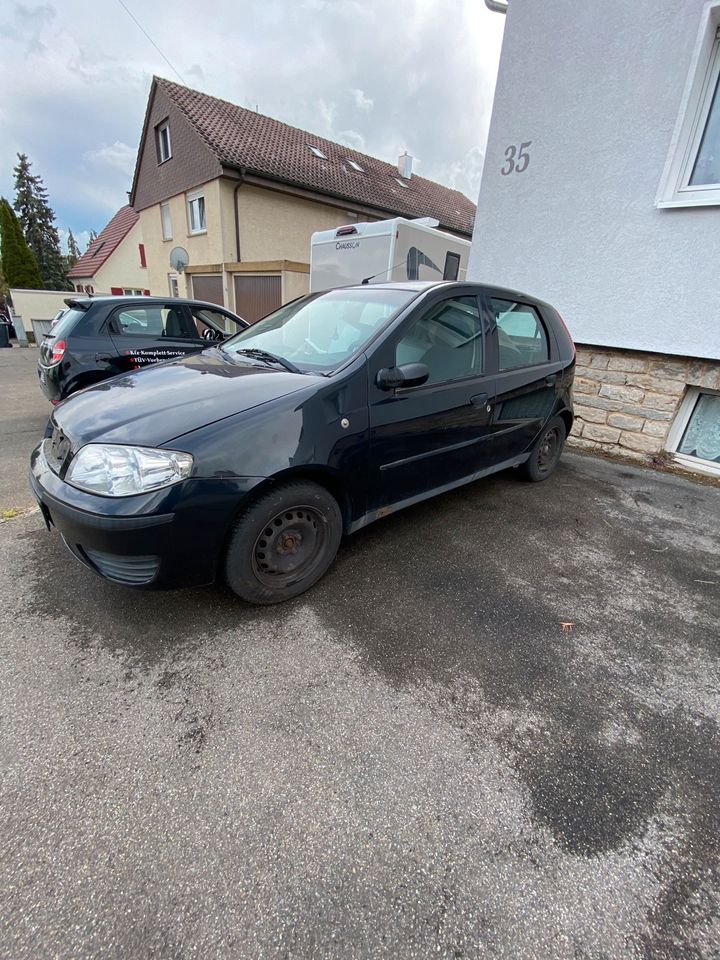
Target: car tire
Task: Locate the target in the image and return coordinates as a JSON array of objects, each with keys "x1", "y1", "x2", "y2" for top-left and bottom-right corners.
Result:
[
  {"x1": 520, "y1": 415, "x2": 567, "y2": 482},
  {"x1": 224, "y1": 480, "x2": 343, "y2": 604}
]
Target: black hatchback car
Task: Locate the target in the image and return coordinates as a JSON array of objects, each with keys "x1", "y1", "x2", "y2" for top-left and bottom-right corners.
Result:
[
  {"x1": 37, "y1": 295, "x2": 247, "y2": 403},
  {"x1": 30, "y1": 281, "x2": 575, "y2": 604}
]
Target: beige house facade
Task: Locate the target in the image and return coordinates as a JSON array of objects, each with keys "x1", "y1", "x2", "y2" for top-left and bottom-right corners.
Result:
[
  {"x1": 67, "y1": 205, "x2": 149, "y2": 296},
  {"x1": 129, "y1": 77, "x2": 475, "y2": 322}
]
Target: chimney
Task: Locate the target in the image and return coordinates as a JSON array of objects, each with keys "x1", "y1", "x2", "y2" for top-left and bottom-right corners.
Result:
[{"x1": 398, "y1": 151, "x2": 413, "y2": 180}]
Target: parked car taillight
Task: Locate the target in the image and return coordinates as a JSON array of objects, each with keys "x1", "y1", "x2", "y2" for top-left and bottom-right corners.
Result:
[{"x1": 51, "y1": 340, "x2": 66, "y2": 364}]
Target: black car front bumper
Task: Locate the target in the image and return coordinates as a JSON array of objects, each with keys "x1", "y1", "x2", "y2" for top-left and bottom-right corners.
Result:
[{"x1": 29, "y1": 444, "x2": 263, "y2": 589}]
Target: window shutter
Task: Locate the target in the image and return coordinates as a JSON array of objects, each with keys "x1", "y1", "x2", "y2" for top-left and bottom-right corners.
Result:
[
  {"x1": 110, "y1": 287, "x2": 123, "y2": 296},
  {"x1": 143, "y1": 289, "x2": 150, "y2": 296},
  {"x1": 139, "y1": 244, "x2": 147, "y2": 268}
]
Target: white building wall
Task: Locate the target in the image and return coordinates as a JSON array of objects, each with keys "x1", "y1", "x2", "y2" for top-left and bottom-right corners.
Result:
[{"x1": 469, "y1": 0, "x2": 720, "y2": 361}]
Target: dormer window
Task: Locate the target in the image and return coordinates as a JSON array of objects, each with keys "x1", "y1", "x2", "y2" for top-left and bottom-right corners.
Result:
[
  {"x1": 308, "y1": 145, "x2": 327, "y2": 159},
  {"x1": 156, "y1": 120, "x2": 172, "y2": 163},
  {"x1": 345, "y1": 159, "x2": 364, "y2": 172}
]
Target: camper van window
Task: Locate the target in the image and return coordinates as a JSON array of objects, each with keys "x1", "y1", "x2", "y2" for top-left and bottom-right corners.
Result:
[{"x1": 443, "y1": 252, "x2": 461, "y2": 281}]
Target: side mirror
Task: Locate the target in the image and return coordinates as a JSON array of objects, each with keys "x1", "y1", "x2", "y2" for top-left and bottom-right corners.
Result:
[{"x1": 376, "y1": 362, "x2": 430, "y2": 391}]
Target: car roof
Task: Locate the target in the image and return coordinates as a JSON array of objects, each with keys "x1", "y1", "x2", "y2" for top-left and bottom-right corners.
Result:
[
  {"x1": 338, "y1": 280, "x2": 556, "y2": 309},
  {"x1": 64, "y1": 295, "x2": 239, "y2": 312}
]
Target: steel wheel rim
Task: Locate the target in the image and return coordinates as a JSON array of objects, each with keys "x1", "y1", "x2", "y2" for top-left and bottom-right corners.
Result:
[
  {"x1": 537, "y1": 426, "x2": 561, "y2": 474},
  {"x1": 252, "y1": 505, "x2": 327, "y2": 587}
]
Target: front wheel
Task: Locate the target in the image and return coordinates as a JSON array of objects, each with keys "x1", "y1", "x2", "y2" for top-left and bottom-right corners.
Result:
[
  {"x1": 520, "y1": 415, "x2": 567, "y2": 482},
  {"x1": 224, "y1": 480, "x2": 343, "y2": 604}
]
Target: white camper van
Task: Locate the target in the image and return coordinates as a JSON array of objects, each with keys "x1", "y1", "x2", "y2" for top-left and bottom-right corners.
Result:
[{"x1": 310, "y1": 217, "x2": 471, "y2": 293}]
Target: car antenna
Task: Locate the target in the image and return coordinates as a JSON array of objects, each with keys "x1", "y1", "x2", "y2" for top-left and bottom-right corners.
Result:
[{"x1": 361, "y1": 257, "x2": 413, "y2": 285}]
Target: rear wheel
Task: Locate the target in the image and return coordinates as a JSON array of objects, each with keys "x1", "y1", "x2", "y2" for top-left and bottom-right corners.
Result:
[
  {"x1": 224, "y1": 480, "x2": 343, "y2": 604},
  {"x1": 520, "y1": 415, "x2": 566, "y2": 481}
]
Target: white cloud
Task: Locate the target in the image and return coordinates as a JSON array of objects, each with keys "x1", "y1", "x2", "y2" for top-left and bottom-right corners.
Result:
[
  {"x1": 351, "y1": 88, "x2": 373, "y2": 113},
  {"x1": 83, "y1": 141, "x2": 137, "y2": 175}
]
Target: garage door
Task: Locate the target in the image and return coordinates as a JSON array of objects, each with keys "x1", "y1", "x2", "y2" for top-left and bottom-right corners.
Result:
[
  {"x1": 191, "y1": 274, "x2": 224, "y2": 306},
  {"x1": 233, "y1": 275, "x2": 281, "y2": 324}
]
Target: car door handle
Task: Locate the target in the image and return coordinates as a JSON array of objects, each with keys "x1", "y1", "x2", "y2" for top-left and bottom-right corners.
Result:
[
  {"x1": 470, "y1": 393, "x2": 489, "y2": 408},
  {"x1": 545, "y1": 374, "x2": 557, "y2": 386}
]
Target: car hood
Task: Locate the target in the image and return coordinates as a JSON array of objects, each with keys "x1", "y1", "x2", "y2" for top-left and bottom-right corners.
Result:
[{"x1": 53, "y1": 349, "x2": 318, "y2": 449}]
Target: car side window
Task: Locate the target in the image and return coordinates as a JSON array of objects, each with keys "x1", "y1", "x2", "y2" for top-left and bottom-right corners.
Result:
[
  {"x1": 395, "y1": 296, "x2": 483, "y2": 385},
  {"x1": 493, "y1": 300, "x2": 549, "y2": 369},
  {"x1": 112, "y1": 306, "x2": 199, "y2": 340},
  {"x1": 191, "y1": 307, "x2": 235, "y2": 337}
]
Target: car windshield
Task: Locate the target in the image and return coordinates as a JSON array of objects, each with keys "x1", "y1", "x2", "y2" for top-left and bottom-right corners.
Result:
[{"x1": 223, "y1": 288, "x2": 417, "y2": 373}]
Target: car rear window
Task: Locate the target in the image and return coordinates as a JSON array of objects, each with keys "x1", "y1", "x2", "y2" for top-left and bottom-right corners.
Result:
[{"x1": 45, "y1": 308, "x2": 87, "y2": 339}]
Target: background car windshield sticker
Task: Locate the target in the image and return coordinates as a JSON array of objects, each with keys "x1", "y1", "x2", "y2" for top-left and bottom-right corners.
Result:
[{"x1": 406, "y1": 246, "x2": 440, "y2": 281}]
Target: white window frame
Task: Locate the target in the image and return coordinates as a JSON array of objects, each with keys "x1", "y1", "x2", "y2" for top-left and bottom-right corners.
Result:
[
  {"x1": 160, "y1": 202, "x2": 173, "y2": 241},
  {"x1": 186, "y1": 189, "x2": 206, "y2": 235},
  {"x1": 656, "y1": 2, "x2": 720, "y2": 208},
  {"x1": 168, "y1": 274, "x2": 179, "y2": 298},
  {"x1": 665, "y1": 386, "x2": 720, "y2": 477},
  {"x1": 122, "y1": 288, "x2": 144, "y2": 296},
  {"x1": 157, "y1": 121, "x2": 172, "y2": 163}
]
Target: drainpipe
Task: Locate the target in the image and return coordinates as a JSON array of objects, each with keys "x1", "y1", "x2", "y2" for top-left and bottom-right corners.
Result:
[
  {"x1": 233, "y1": 168, "x2": 246, "y2": 262},
  {"x1": 484, "y1": 0, "x2": 508, "y2": 12}
]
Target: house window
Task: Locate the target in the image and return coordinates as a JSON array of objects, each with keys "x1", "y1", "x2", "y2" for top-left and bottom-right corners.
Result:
[
  {"x1": 308, "y1": 145, "x2": 327, "y2": 159},
  {"x1": 156, "y1": 120, "x2": 172, "y2": 163},
  {"x1": 666, "y1": 388, "x2": 720, "y2": 476},
  {"x1": 160, "y1": 202, "x2": 173, "y2": 240},
  {"x1": 345, "y1": 159, "x2": 364, "y2": 172},
  {"x1": 186, "y1": 190, "x2": 206, "y2": 234},
  {"x1": 168, "y1": 274, "x2": 179, "y2": 297},
  {"x1": 123, "y1": 288, "x2": 145, "y2": 296},
  {"x1": 138, "y1": 243, "x2": 146, "y2": 268},
  {"x1": 657, "y1": 8, "x2": 720, "y2": 207}
]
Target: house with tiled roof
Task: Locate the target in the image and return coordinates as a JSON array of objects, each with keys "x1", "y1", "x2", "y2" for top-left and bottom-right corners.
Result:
[
  {"x1": 67, "y1": 205, "x2": 149, "y2": 296},
  {"x1": 129, "y1": 77, "x2": 476, "y2": 320}
]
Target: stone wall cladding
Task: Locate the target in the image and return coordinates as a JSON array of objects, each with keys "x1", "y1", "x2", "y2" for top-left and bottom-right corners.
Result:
[{"x1": 568, "y1": 345, "x2": 720, "y2": 462}]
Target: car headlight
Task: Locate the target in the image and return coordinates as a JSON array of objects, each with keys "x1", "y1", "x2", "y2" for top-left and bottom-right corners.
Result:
[{"x1": 65, "y1": 444, "x2": 193, "y2": 497}]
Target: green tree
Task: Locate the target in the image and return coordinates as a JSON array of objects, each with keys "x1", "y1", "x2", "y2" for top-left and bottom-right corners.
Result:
[
  {"x1": 13, "y1": 153, "x2": 70, "y2": 290},
  {"x1": 86, "y1": 229, "x2": 98, "y2": 249},
  {"x1": 65, "y1": 228, "x2": 81, "y2": 269},
  {"x1": 0, "y1": 197, "x2": 43, "y2": 289}
]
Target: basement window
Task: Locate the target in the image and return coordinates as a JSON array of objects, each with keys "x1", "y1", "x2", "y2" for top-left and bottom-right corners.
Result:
[
  {"x1": 657, "y1": 6, "x2": 720, "y2": 207},
  {"x1": 308, "y1": 145, "x2": 328, "y2": 159},
  {"x1": 156, "y1": 120, "x2": 172, "y2": 163},
  {"x1": 666, "y1": 388, "x2": 720, "y2": 476}
]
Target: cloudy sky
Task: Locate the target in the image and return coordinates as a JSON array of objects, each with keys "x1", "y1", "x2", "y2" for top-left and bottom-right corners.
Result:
[{"x1": 1, "y1": 0, "x2": 504, "y2": 253}]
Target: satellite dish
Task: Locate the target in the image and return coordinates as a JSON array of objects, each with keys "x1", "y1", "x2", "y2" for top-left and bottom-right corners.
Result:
[{"x1": 169, "y1": 246, "x2": 189, "y2": 273}]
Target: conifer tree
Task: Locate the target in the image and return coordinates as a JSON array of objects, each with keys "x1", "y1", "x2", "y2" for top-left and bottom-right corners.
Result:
[
  {"x1": 66, "y1": 229, "x2": 81, "y2": 269},
  {"x1": 0, "y1": 197, "x2": 43, "y2": 289},
  {"x1": 13, "y1": 153, "x2": 70, "y2": 289}
]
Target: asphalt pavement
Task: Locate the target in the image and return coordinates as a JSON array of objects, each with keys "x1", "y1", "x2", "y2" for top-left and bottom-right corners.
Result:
[{"x1": 1, "y1": 345, "x2": 719, "y2": 959}]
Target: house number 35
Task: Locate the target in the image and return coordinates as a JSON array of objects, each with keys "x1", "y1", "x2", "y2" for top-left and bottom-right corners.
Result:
[{"x1": 501, "y1": 141, "x2": 532, "y2": 175}]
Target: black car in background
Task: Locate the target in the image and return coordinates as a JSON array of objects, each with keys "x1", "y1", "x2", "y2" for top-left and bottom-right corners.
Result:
[
  {"x1": 30, "y1": 281, "x2": 575, "y2": 604},
  {"x1": 37, "y1": 296, "x2": 247, "y2": 403}
]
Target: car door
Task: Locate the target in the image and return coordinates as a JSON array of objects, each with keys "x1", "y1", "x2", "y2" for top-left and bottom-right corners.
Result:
[
  {"x1": 485, "y1": 295, "x2": 565, "y2": 460},
  {"x1": 368, "y1": 292, "x2": 497, "y2": 510},
  {"x1": 106, "y1": 303, "x2": 207, "y2": 374}
]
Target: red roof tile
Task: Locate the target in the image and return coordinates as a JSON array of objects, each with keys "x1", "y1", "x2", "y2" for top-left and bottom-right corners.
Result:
[
  {"x1": 156, "y1": 78, "x2": 476, "y2": 236},
  {"x1": 67, "y1": 205, "x2": 138, "y2": 279}
]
